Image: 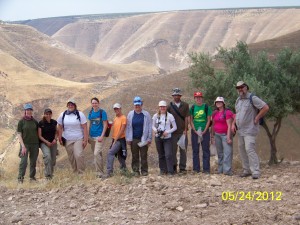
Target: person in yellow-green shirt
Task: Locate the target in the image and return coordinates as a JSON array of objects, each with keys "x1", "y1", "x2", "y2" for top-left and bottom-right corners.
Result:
[{"x1": 189, "y1": 92, "x2": 212, "y2": 174}]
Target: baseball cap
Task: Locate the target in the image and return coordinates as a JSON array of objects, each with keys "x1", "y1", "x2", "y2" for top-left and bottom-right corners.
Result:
[
  {"x1": 24, "y1": 103, "x2": 33, "y2": 110},
  {"x1": 194, "y1": 92, "x2": 203, "y2": 97},
  {"x1": 44, "y1": 108, "x2": 52, "y2": 114},
  {"x1": 113, "y1": 103, "x2": 121, "y2": 109},
  {"x1": 158, "y1": 100, "x2": 167, "y2": 107},
  {"x1": 133, "y1": 96, "x2": 142, "y2": 106},
  {"x1": 67, "y1": 98, "x2": 76, "y2": 104}
]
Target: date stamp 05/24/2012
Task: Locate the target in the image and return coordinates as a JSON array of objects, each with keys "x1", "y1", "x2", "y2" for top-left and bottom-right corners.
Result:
[{"x1": 221, "y1": 191, "x2": 282, "y2": 201}]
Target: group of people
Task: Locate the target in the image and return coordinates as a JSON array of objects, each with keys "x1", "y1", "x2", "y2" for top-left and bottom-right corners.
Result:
[{"x1": 16, "y1": 81, "x2": 269, "y2": 183}]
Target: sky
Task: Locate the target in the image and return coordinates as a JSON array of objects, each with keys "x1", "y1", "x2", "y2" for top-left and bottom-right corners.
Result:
[{"x1": 0, "y1": 0, "x2": 300, "y2": 21}]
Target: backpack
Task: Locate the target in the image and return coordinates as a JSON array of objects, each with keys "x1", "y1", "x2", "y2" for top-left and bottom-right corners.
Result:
[
  {"x1": 249, "y1": 94, "x2": 264, "y2": 126},
  {"x1": 62, "y1": 110, "x2": 81, "y2": 129},
  {"x1": 191, "y1": 103, "x2": 212, "y2": 127},
  {"x1": 88, "y1": 108, "x2": 111, "y2": 137}
]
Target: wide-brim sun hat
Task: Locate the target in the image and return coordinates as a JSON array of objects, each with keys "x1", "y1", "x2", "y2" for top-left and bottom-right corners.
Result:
[
  {"x1": 214, "y1": 97, "x2": 225, "y2": 105},
  {"x1": 172, "y1": 88, "x2": 182, "y2": 96},
  {"x1": 158, "y1": 100, "x2": 167, "y2": 107}
]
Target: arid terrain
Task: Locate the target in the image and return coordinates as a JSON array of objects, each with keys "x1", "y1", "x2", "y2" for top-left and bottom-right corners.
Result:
[{"x1": 0, "y1": 7, "x2": 300, "y2": 225}]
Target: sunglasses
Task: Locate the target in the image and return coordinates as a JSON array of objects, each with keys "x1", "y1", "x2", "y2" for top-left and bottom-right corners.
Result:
[{"x1": 236, "y1": 85, "x2": 246, "y2": 89}]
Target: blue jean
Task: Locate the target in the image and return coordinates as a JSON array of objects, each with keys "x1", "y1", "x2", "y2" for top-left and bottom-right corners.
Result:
[
  {"x1": 215, "y1": 133, "x2": 233, "y2": 174},
  {"x1": 191, "y1": 130, "x2": 210, "y2": 172},
  {"x1": 107, "y1": 141, "x2": 126, "y2": 174}
]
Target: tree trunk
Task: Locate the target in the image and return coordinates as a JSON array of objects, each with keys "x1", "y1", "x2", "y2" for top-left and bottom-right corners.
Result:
[{"x1": 262, "y1": 117, "x2": 282, "y2": 165}]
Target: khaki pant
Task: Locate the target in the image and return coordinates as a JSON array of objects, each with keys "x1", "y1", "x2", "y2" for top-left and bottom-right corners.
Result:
[
  {"x1": 89, "y1": 137, "x2": 106, "y2": 175},
  {"x1": 65, "y1": 139, "x2": 85, "y2": 174},
  {"x1": 40, "y1": 143, "x2": 57, "y2": 178}
]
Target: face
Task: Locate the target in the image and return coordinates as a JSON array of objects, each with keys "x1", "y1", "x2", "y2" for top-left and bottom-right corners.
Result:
[
  {"x1": 25, "y1": 109, "x2": 33, "y2": 116},
  {"x1": 67, "y1": 103, "x2": 76, "y2": 111},
  {"x1": 91, "y1": 99, "x2": 100, "y2": 109},
  {"x1": 159, "y1": 106, "x2": 167, "y2": 113},
  {"x1": 114, "y1": 108, "x2": 121, "y2": 116},
  {"x1": 173, "y1": 95, "x2": 181, "y2": 103},
  {"x1": 236, "y1": 85, "x2": 247, "y2": 96},
  {"x1": 134, "y1": 104, "x2": 142, "y2": 112},
  {"x1": 194, "y1": 96, "x2": 203, "y2": 105},
  {"x1": 44, "y1": 112, "x2": 52, "y2": 119},
  {"x1": 215, "y1": 102, "x2": 224, "y2": 109}
]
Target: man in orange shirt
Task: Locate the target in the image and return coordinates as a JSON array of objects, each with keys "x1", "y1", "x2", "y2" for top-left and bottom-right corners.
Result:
[{"x1": 104, "y1": 103, "x2": 127, "y2": 178}]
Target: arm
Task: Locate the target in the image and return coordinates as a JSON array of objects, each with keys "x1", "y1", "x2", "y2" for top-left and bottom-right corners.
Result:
[
  {"x1": 38, "y1": 127, "x2": 51, "y2": 147},
  {"x1": 57, "y1": 124, "x2": 64, "y2": 145},
  {"x1": 164, "y1": 115, "x2": 177, "y2": 136},
  {"x1": 113, "y1": 124, "x2": 126, "y2": 145},
  {"x1": 231, "y1": 116, "x2": 237, "y2": 134},
  {"x1": 226, "y1": 118, "x2": 233, "y2": 144},
  {"x1": 147, "y1": 113, "x2": 152, "y2": 144},
  {"x1": 17, "y1": 132, "x2": 27, "y2": 156},
  {"x1": 98, "y1": 120, "x2": 108, "y2": 142},
  {"x1": 202, "y1": 115, "x2": 211, "y2": 134},
  {"x1": 254, "y1": 104, "x2": 269, "y2": 125},
  {"x1": 81, "y1": 123, "x2": 88, "y2": 148},
  {"x1": 210, "y1": 120, "x2": 215, "y2": 144}
]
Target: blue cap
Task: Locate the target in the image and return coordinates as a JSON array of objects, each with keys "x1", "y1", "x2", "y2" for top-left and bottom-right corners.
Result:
[
  {"x1": 133, "y1": 96, "x2": 142, "y2": 106},
  {"x1": 24, "y1": 103, "x2": 33, "y2": 110}
]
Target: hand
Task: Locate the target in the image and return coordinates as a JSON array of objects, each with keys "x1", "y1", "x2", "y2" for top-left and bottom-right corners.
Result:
[
  {"x1": 163, "y1": 131, "x2": 168, "y2": 137},
  {"x1": 183, "y1": 130, "x2": 187, "y2": 135},
  {"x1": 147, "y1": 141, "x2": 151, "y2": 146},
  {"x1": 58, "y1": 137, "x2": 63, "y2": 146},
  {"x1": 21, "y1": 146, "x2": 27, "y2": 156},
  {"x1": 227, "y1": 138, "x2": 232, "y2": 144},
  {"x1": 231, "y1": 125, "x2": 236, "y2": 134},
  {"x1": 254, "y1": 116, "x2": 259, "y2": 125},
  {"x1": 127, "y1": 141, "x2": 132, "y2": 145},
  {"x1": 97, "y1": 136, "x2": 103, "y2": 142},
  {"x1": 82, "y1": 140, "x2": 88, "y2": 148},
  {"x1": 51, "y1": 139, "x2": 57, "y2": 145},
  {"x1": 46, "y1": 141, "x2": 52, "y2": 147}
]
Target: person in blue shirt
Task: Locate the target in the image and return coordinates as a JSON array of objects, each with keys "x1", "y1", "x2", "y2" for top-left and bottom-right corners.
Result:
[
  {"x1": 126, "y1": 96, "x2": 152, "y2": 176},
  {"x1": 88, "y1": 97, "x2": 108, "y2": 178}
]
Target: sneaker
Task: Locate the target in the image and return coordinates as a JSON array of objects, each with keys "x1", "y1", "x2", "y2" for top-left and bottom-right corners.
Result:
[
  {"x1": 96, "y1": 174, "x2": 104, "y2": 179},
  {"x1": 45, "y1": 176, "x2": 52, "y2": 180},
  {"x1": 252, "y1": 174, "x2": 260, "y2": 179},
  {"x1": 203, "y1": 171, "x2": 210, "y2": 175},
  {"x1": 240, "y1": 172, "x2": 251, "y2": 178},
  {"x1": 132, "y1": 171, "x2": 140, "y2": 177}
]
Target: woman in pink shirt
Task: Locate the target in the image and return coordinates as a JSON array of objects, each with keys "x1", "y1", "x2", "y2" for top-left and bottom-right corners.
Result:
[{"x1": 211, "y1": 97, "x2": 234, "y2": 176}]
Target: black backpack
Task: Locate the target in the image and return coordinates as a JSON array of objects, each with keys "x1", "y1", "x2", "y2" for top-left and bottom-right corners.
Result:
[
  {"x1": 249, "y1": 94, "x2": 264, "y2": 126},
  {"x1": 62, "y1": 110, "x2": 81, "y2": 129}
]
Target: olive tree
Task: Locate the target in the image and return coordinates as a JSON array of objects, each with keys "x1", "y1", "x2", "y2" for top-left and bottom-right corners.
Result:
[{"x1": 189, "y1": 41, "x2": 300, "y2": 165}]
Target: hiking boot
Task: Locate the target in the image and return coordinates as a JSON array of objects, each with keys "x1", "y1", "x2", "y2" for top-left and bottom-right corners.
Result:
[
  {"x1": 141, "y1": 172, "x2": 148, "y2": 176},
  {"x1": 252, "y1": 174, "x2": 260, "y2": 179},
  {"x1": 158, "y1": 171, "x2": 167, "y2": 176},
  {"x1": 179, "y1": 169, "x2": 187, "y2": 175},
  {"x1": 102, "y1": 173, "x2": 112, "y2": 179},
  {"x1": 132, "y1": 171, "x2": 140, "y2": 177},
  {"x1": 224, "y1": 172, "x2": 233, "y2": 176},
  {"x1": 240, "y1": 172, "x2": 251, "y2": 178},
  {"x1": 18, "y1": 178, "x2": 24, "y2": 184},
  {"x1": 30, "y1": 177, "x2": 37, "y2": 182}
]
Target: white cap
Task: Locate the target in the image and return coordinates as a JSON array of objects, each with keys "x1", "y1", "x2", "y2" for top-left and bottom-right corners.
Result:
[
  {"x1": 214, "y1": 96, "x2": 225, "y2": 105},
  {"x1": 158, "y1": 100, "x2": 167, "y2": 107},
  {"x1": 113, "y1": 103, "x2": 121, "y2": 109}
]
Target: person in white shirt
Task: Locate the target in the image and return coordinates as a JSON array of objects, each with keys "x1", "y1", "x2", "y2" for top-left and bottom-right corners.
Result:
[
  {"x1": 57, "y1": 99, "x2": 88, "y2": 174},
  {"x1": 152, "y1": 100, "x2": 177, "y2": 175}
]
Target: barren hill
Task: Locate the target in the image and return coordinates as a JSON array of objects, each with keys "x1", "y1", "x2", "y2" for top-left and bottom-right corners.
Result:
[
  {"x1": 51, "y1": 8, "x2": 300, "y2": 72},
  {"x1": 0, "y1": 24, "x2": 160, "y2": 82}
]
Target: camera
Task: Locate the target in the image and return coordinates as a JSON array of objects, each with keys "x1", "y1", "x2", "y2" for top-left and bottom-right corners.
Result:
[{"x1": 156, "y1": 128, "x2": 165, "y2": 138}]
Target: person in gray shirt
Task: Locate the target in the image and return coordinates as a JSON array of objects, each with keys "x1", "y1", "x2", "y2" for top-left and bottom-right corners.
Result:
[{"x1": 232, "y1": 81, "x2": 269, "y2": 179}]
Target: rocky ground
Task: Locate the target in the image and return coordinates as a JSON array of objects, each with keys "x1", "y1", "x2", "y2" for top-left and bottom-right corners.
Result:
[{"x1": 0, "y1": 161, "x2": 299, "y2": 225}]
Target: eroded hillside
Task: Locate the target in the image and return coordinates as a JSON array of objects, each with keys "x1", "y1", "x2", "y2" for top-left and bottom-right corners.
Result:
[{"x1": 52, "y1": 8, "x2": 300, "y2": 72}]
